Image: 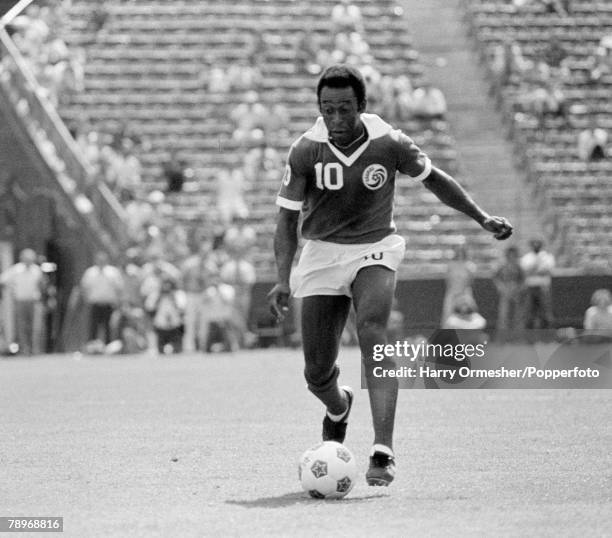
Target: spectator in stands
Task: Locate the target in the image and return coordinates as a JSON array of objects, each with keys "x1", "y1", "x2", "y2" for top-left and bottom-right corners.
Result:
[
  {"x1": 345, "y1": 32, "x2": 371, "y2": 66},
  {"x1": 86, "y1": 6, "x2": 109, "y2": 36},
  {"x1": 540, "y1": 33, "x2": 570, "y2": 81},
  {"x1": 395, "y1": 74, "x2": 415, "y2": 120},
  {"x1": 520, "y1": 238, "x2": 555, "y2": 330},
  {"x1": 204, "y1": 62, "x2": 231, "y2": 94},
  {"x1": 493, "y1": 246, "x2": 526, "y2": 339},
  {"x1": 230, "y1": 91, "x2": 269, "y2": 144},
  {"x1": 163, "y1": 150, "x2": 190, "y2": 193},
  {"x1": 583, "y1": 289, "x2": 612, "y2": 331},
  {"x1": 77, "y1": 129, "x2": 103, "y2": 179},
  {"x1": 40, "y1": 37, "x2": 71, "y2": 106},
  {"x1": 140, "y1": 250, "x2": 181, "y2": 351},
  {"x1": 220, "y1": 235, "x2": 257, "y2": 349},
  {"x1": 539, "y1": 0, "x2": 570, "y2": 16},
  {"x1": 522, "y1": 80, "x2": 568, "y2": 127},
  {"x1": 120, "y1": 250, "x2": 145, "y2": 308},
  {"x1": 140, "y1": 250, "x2": 181, "y2": 305},
  {"x1": 294, "y1": 30, "x2": 323, "y2": 75},
  {"x1": 227, "y1": 58, "x2": 264, "y2": 93},
  {"x1": 104, "y1": 137, "x2": 142, "y2": 199},
  {"x1": 108, "y1": 301, "x2": 148, "y2": 354},
  {"x1": 202, "y1": 280, "x2": 239, "y2": 353},
  {"x1": 331, "y1": 0, "x2": 364, "y2": 35},
  {"x1": 513, "y1": 0, "x2": 568, "y2": 16},
  {"x1": 64, "y1": 47, "x2": 86, "y2": 100},
  {"x1": 442, "y1": 243, "x2": 477, "y2": 326},
  {"x1": 145, "y1": 190, "x2": 174, "y2": 222},
  {"x1": 442, "y1": 295, "x2": 487, "y2": 331},
  {"x1": 146, "y1": 219, "x2": 190, "y2": 266},
  {"x1": 0, "y1": 248, "x2": 44, "y2": 355},
  {"x1": 116, "y1": 137, "x2": 142, "y2": 197},
  {"x1": 10, "y1": 4, "x2": 50, "y2": 61},
  {"x1": 180, "y1": 238, "x2": 216, "y2": 352},
  {"x1": 38, "y1": 256, "x2": 58, "y2": 353},
  {"x1": 81, "y1": 251, "x2": 124, "y2": 346},
  {"x1": 145, "y1": 277, "x2": 185, "y2": 354},
  {"x1": 245, "y1": 30, "x2": 267, "y2": 66},
  {"x1": 374, "y1": 74, "x2": 396, "y2": 119},
  {"x1": 225, "y1": 215, "x2": 257, "y2": 255},
  {"x1": 542, "y1": 35, "x2": 567, "y2": 70},
  {"x1": 124, "y1": 193, "x2": 154, "y2": 242},
  {"x1": 587, "y1": 48, "x2": 611, "y2": 85},
  {"x1": 360, "y1": 63, "x2": 383, "y2": 111},
  {"x1": 9, "y1": 4, "x2": 83, "y2": 107},
  {"x1": 243, "y1": 142, "x2": 283, "y2": 184},
  {"x1": 412, "y1": 82, "x2": 447, "y2": 120},
  {"x1": 577, "y1": 119, "x2": 608, "y2": 161},
  {"x1": 109, "y1": 253, "x2": 147, "y2": 355},
  {"x1": 216, "y1": 167, "x2": 249, "y2": 226},
  {"x1": 491, "y1": 40, "x2": 533, "y2": 87}
]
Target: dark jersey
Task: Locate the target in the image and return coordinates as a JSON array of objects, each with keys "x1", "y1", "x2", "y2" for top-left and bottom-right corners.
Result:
[{"x1": 276, "y1": 113, "x2": 431, "y2": 244}]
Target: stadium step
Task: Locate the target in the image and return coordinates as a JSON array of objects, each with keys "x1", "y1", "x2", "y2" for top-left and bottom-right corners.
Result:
[{"x1": 400, "y1": 0, "x2": 543, "y2": 248}]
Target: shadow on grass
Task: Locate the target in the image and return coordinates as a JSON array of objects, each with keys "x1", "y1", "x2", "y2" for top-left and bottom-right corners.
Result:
[{"x1": 226, "y1": 490, "x2": 389, "y2": 508}]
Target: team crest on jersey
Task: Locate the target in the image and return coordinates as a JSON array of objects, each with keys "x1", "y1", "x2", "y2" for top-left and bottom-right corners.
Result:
[
  {"x1": 362, "y1": 164, "x2": 388, "y2": 190},
  {"x1": 282, "y1": 164, "x2": 291, "y2": 186}
]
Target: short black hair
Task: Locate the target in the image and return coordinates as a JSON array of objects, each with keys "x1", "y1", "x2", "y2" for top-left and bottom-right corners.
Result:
[{"x1": 316, "y1": 64, "x2": 367, "y2": 107}]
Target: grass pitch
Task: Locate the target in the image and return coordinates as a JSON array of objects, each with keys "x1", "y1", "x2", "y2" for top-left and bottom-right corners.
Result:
[{"x1": 1, "y1": 348, "x2": 611, "y2": 537}]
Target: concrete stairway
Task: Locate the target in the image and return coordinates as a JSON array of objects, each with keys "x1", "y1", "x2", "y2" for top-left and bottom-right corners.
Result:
[{"x1": 400, "y1": 0, "x2": 541, "y2": 248}]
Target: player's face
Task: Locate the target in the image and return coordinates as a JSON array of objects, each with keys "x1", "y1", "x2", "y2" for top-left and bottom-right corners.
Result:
[{"x1": 319, "y1": 86, "x2": 364, "y2": 147}]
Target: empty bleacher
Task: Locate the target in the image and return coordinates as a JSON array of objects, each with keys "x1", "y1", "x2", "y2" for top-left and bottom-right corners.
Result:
[
  {"x1": 464, "y1": 0, "x2": 612, "y2": 272},
  {"x1": 57, "y1": 0, "x2": 501, "y2": 278}
]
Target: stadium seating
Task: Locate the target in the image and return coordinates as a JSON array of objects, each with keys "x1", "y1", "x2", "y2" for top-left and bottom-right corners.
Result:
[
  {"x1": 53, "y1": 0, "x2": 501, "y2": 278},
  {"x1": 464, "y1": 0, "x2": 612, "y2": 272}
]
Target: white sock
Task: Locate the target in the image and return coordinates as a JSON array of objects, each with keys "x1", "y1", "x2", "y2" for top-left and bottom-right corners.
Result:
[
  {"x1": 371, "y1": 444, "x2": 394, "y2": 457},
  {"x1": 326, "y1": 406, "x2": 348, "y2": 423}
]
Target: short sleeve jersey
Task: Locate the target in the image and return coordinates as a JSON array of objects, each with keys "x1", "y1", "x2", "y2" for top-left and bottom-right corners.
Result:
[{"x1": 276, "y1": 113, "x2": 432, "y2": 244}]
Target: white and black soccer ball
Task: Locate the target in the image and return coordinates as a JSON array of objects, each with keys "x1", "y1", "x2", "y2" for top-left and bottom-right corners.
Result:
[{"x1": 298, "y1": 441, "x2": 357, "y2": 499}]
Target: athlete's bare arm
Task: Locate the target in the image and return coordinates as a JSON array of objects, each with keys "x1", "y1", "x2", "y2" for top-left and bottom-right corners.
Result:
[
  {"x1": 268, "y1": 207, "x2": 300, "y2": 319},
  {"x1": 423, "y1": 166, "x2": 513, "y2": 240}
]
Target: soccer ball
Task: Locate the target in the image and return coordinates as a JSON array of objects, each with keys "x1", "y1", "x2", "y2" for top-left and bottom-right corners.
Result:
[{"x1": 298, "y1": 441, "x2": 357, "y2": 499}]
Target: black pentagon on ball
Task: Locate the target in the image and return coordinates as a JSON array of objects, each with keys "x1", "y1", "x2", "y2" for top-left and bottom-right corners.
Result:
[
  {"x1": 310, "y1": 460, "x2": 328, "y2": 478},
  {"x1": 309, "y1": 490, "x2": 326, "y2": 499},
  {"x1": 336, "y1": 447, "x2": 352, "y2": 463},
  {"x1": 336, "y1": 476, "x2": 352, "y2": 493}
]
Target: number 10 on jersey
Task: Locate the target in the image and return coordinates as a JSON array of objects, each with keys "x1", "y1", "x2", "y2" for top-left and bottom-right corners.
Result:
[{"x1": 315, "y1": 162, "x2": 344, "y2": 190}]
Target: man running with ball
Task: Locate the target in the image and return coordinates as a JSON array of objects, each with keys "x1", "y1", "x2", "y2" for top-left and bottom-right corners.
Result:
[{"x1": 268, "y1": 64, "x2": 513, "y2": 486}]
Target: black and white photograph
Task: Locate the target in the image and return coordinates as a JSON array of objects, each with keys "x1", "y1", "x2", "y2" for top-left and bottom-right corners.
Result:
[{"x1": 0, "y1": 0, "x2": 611, "y2": 536}]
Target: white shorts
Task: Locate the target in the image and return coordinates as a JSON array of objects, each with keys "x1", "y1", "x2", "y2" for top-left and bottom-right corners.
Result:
[{"x1": 290, "y1": 234, "x2": 406, "y2": 298}]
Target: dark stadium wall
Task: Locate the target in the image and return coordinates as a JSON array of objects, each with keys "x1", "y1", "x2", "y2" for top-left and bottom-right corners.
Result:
[
  {"x1": 250, "y1": 275, "x2": 612, "y2": 334},
  {"x1": 0, "y1": 96, "x2": 94, "y2": 351}
]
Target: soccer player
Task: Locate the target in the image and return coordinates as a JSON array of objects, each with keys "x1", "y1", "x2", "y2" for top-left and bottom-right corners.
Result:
[{"x1": 267, "y1": 64, "x2": 513, "y2": 486}]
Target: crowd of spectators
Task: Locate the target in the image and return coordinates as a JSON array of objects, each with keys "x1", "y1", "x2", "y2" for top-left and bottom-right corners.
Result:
[
  {"x1": 293, "y1": 0, "x2": 448, "y2": 121},
  {"x1": 512, "y1": 0, "x2": 573, "y2": 17},
  {"x1": 489, "y1": 22, "x2": 610, "y2": 159},
  {"x1": 440, "y1": 238, "x2": 560, "y2": 339},
  {"x1": 77, "y1": 216, "x2": 257, "y2": 356},
  {"x1": 71, "y1": 121, "x2": 145, "y2": 202},
  {"x1": 1, "y1": 2, "x2": 152, "y2": 206},
  {"x1": 6, "y1": 1, "x2": 84, "y2": 107},
  {"x1": 0, "y1": 249, "x2": 58, "y2": 355}
]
